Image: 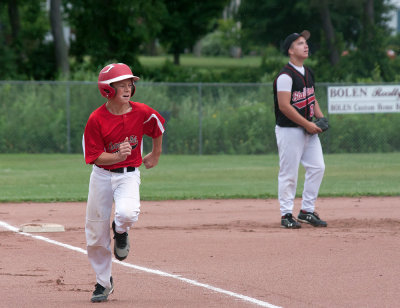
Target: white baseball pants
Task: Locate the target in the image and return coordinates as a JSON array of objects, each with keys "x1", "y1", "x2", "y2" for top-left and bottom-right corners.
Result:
[
  {"x1": 275, "y1": 125, "x2": 325, "y2": 216},
  {"x1": 86, "y1": 165, "x2": 141, "y2": 289}
]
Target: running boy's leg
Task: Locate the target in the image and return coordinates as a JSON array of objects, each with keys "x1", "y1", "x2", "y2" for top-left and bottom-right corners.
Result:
[
  {"x1": 86, "y1": 166, "x2": 114, "y2": 289},
  {"x1": 113, "y1": 169, "x2": 141, "y2": 232}
]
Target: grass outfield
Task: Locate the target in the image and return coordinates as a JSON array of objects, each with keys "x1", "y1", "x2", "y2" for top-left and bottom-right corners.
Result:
[
  {"x1": 0, "y1": 153, "x2": 398, "y2": 202},
  {"x1": 138, "y1": 55, "x2": 263, "y2": 68}
]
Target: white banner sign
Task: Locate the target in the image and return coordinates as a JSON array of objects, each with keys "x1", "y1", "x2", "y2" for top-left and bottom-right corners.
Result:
[{"x1": 328, "y1": 85, "x2": 400, "y2": 114}]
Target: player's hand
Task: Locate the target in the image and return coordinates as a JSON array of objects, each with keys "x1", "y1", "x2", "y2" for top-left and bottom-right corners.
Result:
[
  {"x1": 142, "y1": 152, "x2": 160, "y2": 169},
  {"x1": 117, "y1": 137, "x2": 132, "y2": 161},
  {"x1": 305, "y1": 122, "x2": 323, "y2": 134}
]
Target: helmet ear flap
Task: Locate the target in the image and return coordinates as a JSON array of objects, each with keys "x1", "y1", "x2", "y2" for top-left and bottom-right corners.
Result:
[
  {"x1": 99, "y1": 84, "x2": 116, "y2": 98},
  {"x1": 131, "y1": 83, "x2": 136, "y2": 97}
]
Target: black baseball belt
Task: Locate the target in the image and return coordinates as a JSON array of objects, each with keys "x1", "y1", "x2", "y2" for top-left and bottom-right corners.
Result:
[{"x1": 102, "y1": 166, "x2": 136, "y2": 173}]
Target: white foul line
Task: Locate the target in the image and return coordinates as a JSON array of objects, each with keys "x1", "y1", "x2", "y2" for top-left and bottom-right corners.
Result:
[{"x1": 0, "y1": 220, "x2": 281, "y2": 308}]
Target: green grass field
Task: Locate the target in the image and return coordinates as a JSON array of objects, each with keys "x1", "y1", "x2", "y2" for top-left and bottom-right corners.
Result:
[
  {"x1": 139, "y1": 55, "x2": 263, "y2": 68},
  {"x1": 0, "y1": 153, "x2": 398, "y2": 202}
]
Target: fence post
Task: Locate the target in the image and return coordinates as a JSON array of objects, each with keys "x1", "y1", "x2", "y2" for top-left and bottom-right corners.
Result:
[
  {"x1": 66, "y1": 82, "x2": 71, "y2": 153},
  {"x1": 325, "y1": 85, "x2": 330, "y2": 154},
  {"x1": 198, "y1": 83, "x2": 203, "y2": 155}
]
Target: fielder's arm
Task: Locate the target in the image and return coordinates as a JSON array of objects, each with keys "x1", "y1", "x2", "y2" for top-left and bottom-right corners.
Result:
[
  {"x1": 277, "y1": 91, "x2": 322, "y2": 134},
  {"x1": 313, "y1": 99, "x2": 324, "y2": 119},
  {"x1": 143, "y1": 135, "x2": 163, "y2": 169}
]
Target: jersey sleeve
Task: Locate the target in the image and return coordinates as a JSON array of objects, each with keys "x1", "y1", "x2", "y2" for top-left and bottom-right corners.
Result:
[
  {"x1": 143, "y1": 106, "x2": 165, "y2": 138},
  {"x1": 83, "y1": 113, "x2": 105, "y2": 164},
  {"x1": 276, "y1": 73, "x2": 293, "y2": 92}
]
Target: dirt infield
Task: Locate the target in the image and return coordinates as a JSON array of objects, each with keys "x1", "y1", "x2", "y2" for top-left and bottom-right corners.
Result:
[{"x1": 0, "y1": 197, "x2": 399, "y2": 308}]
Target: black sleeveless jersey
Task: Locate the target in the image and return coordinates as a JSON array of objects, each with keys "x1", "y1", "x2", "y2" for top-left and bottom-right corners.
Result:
[{"x1": 273, "y1": 64, "x2": 316, "y2": 127}]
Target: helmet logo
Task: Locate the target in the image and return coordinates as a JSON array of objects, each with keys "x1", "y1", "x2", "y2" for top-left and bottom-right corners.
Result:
[{"x1": 102, "y1": 64, "x2": 114, "y2": 73}]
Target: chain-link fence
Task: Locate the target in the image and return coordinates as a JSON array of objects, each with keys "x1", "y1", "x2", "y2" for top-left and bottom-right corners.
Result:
[{"x1": 1, "y1": 81, "x2": 399, "y2": 154}]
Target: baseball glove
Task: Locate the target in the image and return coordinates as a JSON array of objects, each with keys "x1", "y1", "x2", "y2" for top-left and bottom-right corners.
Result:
[{"x1": 314, "y1": 117, "x2": 329, "y2": 132}]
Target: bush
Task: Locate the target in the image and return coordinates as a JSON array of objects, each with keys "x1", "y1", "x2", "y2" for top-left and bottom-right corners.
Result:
[
  {"x1": 142, "y1": 60, "x2": 266, "y2": 83},
  {"x1": 1, "y1": 81, "x2": 399, "y2": 155},
  {"x1": 0, "y1": 83, "x2": 66, "y2": 153}
]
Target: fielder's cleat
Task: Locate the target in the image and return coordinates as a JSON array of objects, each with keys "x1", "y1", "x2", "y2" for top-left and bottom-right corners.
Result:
[
  {"x1": 281, "y1": 213, "x2": 302, "y2": 229},
  {"x1": 297, "y1": 210, "x2": 327, "y2": 227},
  {"x1": 112, "y1": 221, "x2": 130, "y2": 261},
  {"x1": 91, "y1": 277, "x2": 114, "y2": 303}
]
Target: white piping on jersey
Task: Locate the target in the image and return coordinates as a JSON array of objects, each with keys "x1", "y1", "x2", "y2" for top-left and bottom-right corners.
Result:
[
  {"x1": 82, "y1": 133, "x2": 106, "y2": 162},
  {"x1": 82, "y1": 134, "x2": 85, "y2": 157},
  {"x1": 144, "y1": 114, "x2": 165, "y2": 134},
  {"x1": 141, "y1": 113, "x2": 164, "y2": 156}
]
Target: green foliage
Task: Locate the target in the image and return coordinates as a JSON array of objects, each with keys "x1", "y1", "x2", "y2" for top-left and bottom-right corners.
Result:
[
  {"x1": 237, "y1": 0, "x2": 397, "y2": 83},
  {"x1": 310, "y1": 48, "x2": 400, "y2": 83},
  {"x1": 259, "y1": 56, "x2": 288, "y2": 82},
  {"x1": 387, "y1": 32, "x2": 400, "y2": 54},
  {"x1": 201, "y1": 102, "x2": 275, "y2": 154},
  {"x1": 237, "y1": 0, "x2": 319, "y2": 48},
  {"x1": 159, "y1": 0, "x2": 229, "y2": 63},
  {"x1": 0, "y1": 0, "x2": 55, "y2": 80},
  {"x1": 200, "y1": 19, "x2": 241, "y2": 56},
  {"x1": 68, "y1": 61, "x2": 99, "y2": 81},
  {"x1": 2, "y1": 81, "x2": 400, "y2": 155},
  {"x1": 324, "y1": 113, "x2": 400, "y2": 153},
  {"x1": 0, "y1": 0, "x2": 398, "y2": 83},
  {"x1": 138, "y1": 48, "x2": 400, "y2": 84},
  {"x1": 0, "y1": 45, "x2": 20, "y2": 79},
  {"x1": 237, "y1": 0, "x2": 392, "y2": 53},
  {"x1": 0, "y1": 82, "x2": 66, "y2": 152},
  {"x1": 142, "y1": 60, "x2": 266, "y2": 82},
  {"x1": 64, "y1": 0, "x2": 166, "y2": 70},
  {"x1": 201, "y1": 31, "x2": 231, "y2": 57}
]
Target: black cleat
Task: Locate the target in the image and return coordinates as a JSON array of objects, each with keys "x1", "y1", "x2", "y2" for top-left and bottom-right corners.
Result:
[
  {"x1": 91, "y1": 277, "x2": 114, "y2": 302},
  {"x1": 281, "y1": 213, "x2": 302, "y2": 229},
  {"x1": 297, "y1": 210, "x2": 327, "y2": 227}
]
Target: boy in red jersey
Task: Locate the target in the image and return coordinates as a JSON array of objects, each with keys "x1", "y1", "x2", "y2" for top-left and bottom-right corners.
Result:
[{"x1": 83, "y1": 63, "x2": 165, "y2": 302}]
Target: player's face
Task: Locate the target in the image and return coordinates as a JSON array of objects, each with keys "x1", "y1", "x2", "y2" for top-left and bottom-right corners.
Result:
[
  {"x1": 112, "y1": 79, "x2": 134, "y2": 103},
  {"x1": 289, "y1": 36, "x2": 309, "y2": 59}
]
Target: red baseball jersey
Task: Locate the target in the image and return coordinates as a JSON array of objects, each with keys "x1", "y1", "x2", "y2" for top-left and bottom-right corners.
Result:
[{"x1": 83, "y1": 101, "x2": 165, "y2": 168}]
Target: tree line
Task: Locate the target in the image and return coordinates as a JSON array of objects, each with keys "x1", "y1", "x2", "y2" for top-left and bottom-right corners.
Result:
[{"x1": 1, "y1": 0, "x2": 399, "y2": 82}]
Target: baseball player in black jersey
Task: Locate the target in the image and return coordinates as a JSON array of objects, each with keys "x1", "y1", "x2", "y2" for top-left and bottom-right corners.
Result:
[{"x1": 273, "y1": 30, "x2": 327, "y2": 228}]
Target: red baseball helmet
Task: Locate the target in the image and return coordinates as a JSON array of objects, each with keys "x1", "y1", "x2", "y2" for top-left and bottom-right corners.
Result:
[{"x1": 98, "y1": 63, "x2": 140, "y2": 98}]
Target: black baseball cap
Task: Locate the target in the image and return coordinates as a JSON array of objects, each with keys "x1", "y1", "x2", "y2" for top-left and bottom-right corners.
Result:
[{"x1": 282, "y1": 30, "x2": 310, "y2": 56}]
